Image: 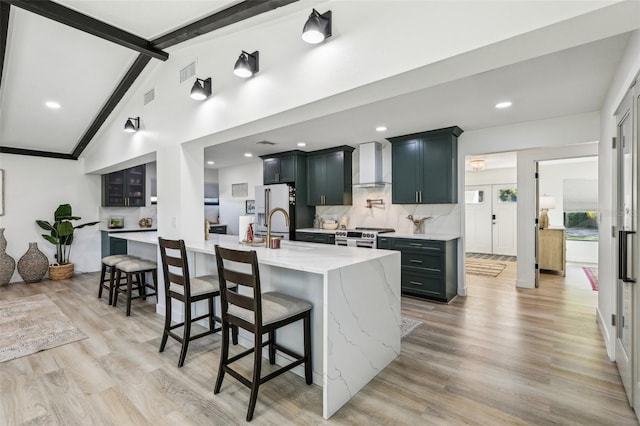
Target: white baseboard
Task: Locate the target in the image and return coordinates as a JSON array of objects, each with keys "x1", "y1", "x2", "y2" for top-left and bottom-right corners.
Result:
[{"x1": 596, "y1": 306, "x2": 614, "y2": 361}]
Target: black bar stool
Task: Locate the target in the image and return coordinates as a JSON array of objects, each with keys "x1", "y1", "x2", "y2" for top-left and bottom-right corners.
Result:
[
  {"x1": 214, "y1": 245, "x2": 313, "y2": 422},
  {"x1": 98, "y1": 254, "x2": 138, "y2": 305},
  {"x1": 113, "y1": 259, "x2": 158, "y2": 316}
]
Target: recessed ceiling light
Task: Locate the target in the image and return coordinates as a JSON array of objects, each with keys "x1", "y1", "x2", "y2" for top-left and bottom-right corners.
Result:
[
  {"x1": 376, "y1": 126, "x2": 387, "y2": 132},
  {"x1": 207, "y1": 161, "x2": 215, "y2": 165},
  {"x1": 495, "y1": 101, "x2": 512, "y2": 109},
  {"x1": 45, "y1": 101, "x2": 61, "y2": 109},
  {"x1": 244, "y1": 153, "x2": 253, "y2": 158},
  {"x1": 297, "y1": 142, "x2": 306, "y2": 147}
]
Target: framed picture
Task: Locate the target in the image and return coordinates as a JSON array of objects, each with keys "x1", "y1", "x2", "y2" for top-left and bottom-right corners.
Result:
[
  {"x1": 232, "y1": 183, "x2": 248, "y2": 198},
  {"x1": 246, "y1": 199, "x2": 255, "y2": 214},
  {"x1": 0, "y1": 169, "x2": 4, "y2": 216}
]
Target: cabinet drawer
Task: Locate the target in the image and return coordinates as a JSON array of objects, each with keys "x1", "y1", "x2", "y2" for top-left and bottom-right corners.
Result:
[
  {"x1": 377, "y1": 236, "x2": 391, "y2": 249},
  {"x1": 296, "y1": 232, "x2": 333, "y2": 244},
  {"x1": 392, "y1": 238, "x2": 443, "y2": 251},
  {"x1": 401, "y1": 272, "x2": 444, "y2": 298},
  {"x1": 400, "y1": 251, "x2": 442, "y2": 273}
]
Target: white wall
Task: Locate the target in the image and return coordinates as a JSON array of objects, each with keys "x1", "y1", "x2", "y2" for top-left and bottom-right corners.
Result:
[
  {"x1": 218, "y1": 160, "x2": 263, "y2": 235},
  {"x1": 204, "y1": 168, "x2": 220, "y2": 223},
  {"x1": 598, "y1": 29, "x2": 640, "y2": 361},
  {"x1": 465, "y1": 167, "x2": 517, "y2": 186},
  {"x1": 0, "y1": 154, "x2": 101, "y2": 282}
]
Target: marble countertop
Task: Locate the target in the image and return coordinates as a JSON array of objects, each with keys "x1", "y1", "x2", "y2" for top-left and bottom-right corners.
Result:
[
  {"x1": 109, "y1": 231, "x2": 399, "y2": 275},
  {"x1": 382, "y1": 232, "x2": 459, "y2": 241},
  {"x1": 100, "y1": 226, "x2": 157, "y2": 232}
]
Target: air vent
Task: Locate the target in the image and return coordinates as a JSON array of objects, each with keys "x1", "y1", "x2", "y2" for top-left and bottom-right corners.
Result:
[
  {"x1": 256, "y1": 141, "x2": 277, "y2": 146},
  {"x1": 143, "y1": 88, "x2": 155, "y2": 105},
  {"x1": 179, "y1": 62, "x2": 196, "y2": 83}
]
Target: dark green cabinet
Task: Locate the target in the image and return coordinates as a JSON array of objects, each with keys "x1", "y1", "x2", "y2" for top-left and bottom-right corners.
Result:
[
  {"x1": 296, "y1": 232, "x2": 335, "y2": 245},
  {"x1": 102, "y1": 165, "x2": 146, "y2": 207},
  {"x1": 378, "y1": 236, "x2": 458, "y2": 302},
  {"x1": 209, "y1": 224, "x2": 227, "y2": 234},
  {"x1": 389, "y1": 126, "x2": 462, "y2": 204},
  {"x1": 307, "y1": 146, "x2": 354, "y2": 206},
  {"x1": 101, "y1": 231, "x2": 127, "y2": 257},
  {"x1": 261, "y1": 153, "x2": 297, "y2": 184}
]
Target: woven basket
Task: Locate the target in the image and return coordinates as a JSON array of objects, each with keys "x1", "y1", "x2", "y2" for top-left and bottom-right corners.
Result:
[{"x1": 49, "y1": 263, "x2": 74, "y2": 280}]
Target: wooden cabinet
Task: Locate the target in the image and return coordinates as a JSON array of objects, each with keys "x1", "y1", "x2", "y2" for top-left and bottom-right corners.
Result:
[
  {"x1": 389, "y1": 126, "x2": 462, "y2": 204},
  {"x1": 261, "y1": 152, "x2": 299, "y2": 184},
  {"x1": 296, "y1": 231, "x2": 335, "y2": 245},
  {"x1": 307, "y1": 146, "x2": 354, "y2": 206},
  {"x1": 102, "y1": 165, "x2": 146, "y2": 207},
  {"x1": 539, "y1": 228, "x2": 566, "y2": 276},
  {"x1": 379, "y1": 236, "x2": 458, "y2": 302}
]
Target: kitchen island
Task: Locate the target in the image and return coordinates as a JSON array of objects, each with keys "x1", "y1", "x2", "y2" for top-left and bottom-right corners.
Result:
[{"x1": 109, "y1": 231, "x2": 401, "y2": 419}]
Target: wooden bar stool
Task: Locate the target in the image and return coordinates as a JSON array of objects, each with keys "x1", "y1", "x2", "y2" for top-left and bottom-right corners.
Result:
[
  {"x1": 113, "y1": 259, "x2": 158, "y2": 316},
  {"x1": 98, "y1": 254, "x2": 138, "y2": 305},
  {"x1": 214, "y1": 245, "x2": 313, "y2": 422}
]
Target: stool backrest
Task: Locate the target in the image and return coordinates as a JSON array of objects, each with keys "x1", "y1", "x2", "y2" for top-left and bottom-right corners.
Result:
[
  {"x1": 214, "y1": 245, "x2": 263, "y2": 330},
  {"x1": 158, "y1": 237, "x2": 192, "y2": 298}
]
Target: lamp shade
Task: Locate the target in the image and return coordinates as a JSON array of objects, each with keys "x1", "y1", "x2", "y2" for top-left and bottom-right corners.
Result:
[
  {"x1": 469, "y1": 159, "x2": 485, "y2": 171},
  {"x1": 190, "y1": 77, "x2": 212, "y2": 100},
  {"x1": 124, "y1": 117, "x2": 139, "y2": 133},
  {"x1": 540, "y1": 195, "x2": 556, "y2": 210},
  {"x1": 302, "y1": 9, "x2": 332, "y2": 44},
  {"x1": 233, "y1": 51, "x2": 259, "y2": 78}
]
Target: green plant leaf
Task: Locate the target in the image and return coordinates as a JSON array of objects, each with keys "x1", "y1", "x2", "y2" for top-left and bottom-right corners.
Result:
[
  {"x1": 55, "y1": 204, "x2": 72, "y2": 220},
  {"x1": 58, "y1": 221, "x2": 74, "y2": 237},
  {"x1": 75, "y1": 221, "x2": 100, "y2": 229},
  {"x1": 36, "y1": 220, "x2": 54, "y2": 232},
  {"x1": 41, "y1": 234, "x2": 58, "y2": 245}
]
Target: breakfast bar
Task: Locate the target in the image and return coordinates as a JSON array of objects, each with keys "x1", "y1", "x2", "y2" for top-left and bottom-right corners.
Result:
[{"x1": 110, "y1": 231, "x2": 401, "y2": 419}]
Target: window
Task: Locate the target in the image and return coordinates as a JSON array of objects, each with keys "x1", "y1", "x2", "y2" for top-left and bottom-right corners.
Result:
[
  {"x1": 563, "y1": 179, "x2": 598, "y2": 241},
  {"x1": 564, "y1": 212, "x2": 598, "y2": 241}
]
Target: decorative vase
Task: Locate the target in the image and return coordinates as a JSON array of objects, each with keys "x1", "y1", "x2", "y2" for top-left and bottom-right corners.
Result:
[
  {"x1": 0, "y1": 228, "x2": 16, "y2": 285},
  {"x1": 49, "y1": 263, "x2": 74, "y2": 281},
  {"x1": 17, "y1": 242, "x2": 49, "y2": 283}
]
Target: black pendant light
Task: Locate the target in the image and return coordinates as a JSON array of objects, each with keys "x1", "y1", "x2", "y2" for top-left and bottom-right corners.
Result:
[
  {"x1": 190, "y1": 77, "x2": 212, "y2": 100},
  {"x1": 233, "y1": 51, "x2": 259, "y2": 78},
  {"x1": 124, "y1": 117, "x2": 140, "y2": 133},
  {"x1": 302, "y1": 9, "x2": 332, "y2": 44}
]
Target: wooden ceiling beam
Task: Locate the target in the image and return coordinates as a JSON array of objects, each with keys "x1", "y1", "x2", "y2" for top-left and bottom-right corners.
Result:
[
  {"x1": 2, "y1": 0, "x2": 169, "y2": 61},
  {"x1": 153, "y1": 0, "x2": 298, "y2": 49},
  {"x1": 0, "y1": 146, "x2": 76, "y2": 160},
  {"x1": 0, "y1": 2, "x2": 10, "y2": 92}
]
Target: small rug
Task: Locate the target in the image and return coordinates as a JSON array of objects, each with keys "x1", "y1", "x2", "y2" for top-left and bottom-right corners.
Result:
[
  {"x1": 465, "y1": 260, "x2": 507, "y2": 277},
  {"x1": 401, "y1": 316, "x2": 423, "y2": 339},
  {"x1": 466, "y1": 252, "x2": 517, "y2": 262},
  {"x1": 0, "y1": 294, "x2": 87, "y2": 363},
  {"x1": 583, "y1": 267, "x2": 599, "y2": 291}
]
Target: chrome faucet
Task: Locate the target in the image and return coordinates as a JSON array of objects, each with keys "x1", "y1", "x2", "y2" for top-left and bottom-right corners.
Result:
[{"x1": 266, "y1": 207, "x2": 290, "y2": 248}]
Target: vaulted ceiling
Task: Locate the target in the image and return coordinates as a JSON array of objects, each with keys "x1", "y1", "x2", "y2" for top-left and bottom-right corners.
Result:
[{"x1": 0, "y1": 0, "x2": 297, "y2": 159}]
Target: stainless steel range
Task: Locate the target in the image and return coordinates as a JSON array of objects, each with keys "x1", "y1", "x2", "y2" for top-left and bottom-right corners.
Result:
[{"x1": 335, "y1": 227, "x2": 395, "y2": 249}]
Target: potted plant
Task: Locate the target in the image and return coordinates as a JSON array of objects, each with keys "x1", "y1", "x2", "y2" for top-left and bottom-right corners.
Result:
[{"x1": 36, "y1": 203, "x2": 99, "y2": 280}]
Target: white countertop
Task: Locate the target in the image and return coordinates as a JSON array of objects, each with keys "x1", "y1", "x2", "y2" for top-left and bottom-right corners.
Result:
[
  {"x1": 101, "y1": 226, "x2": 157, "y2": 232},
  {"x1": 109, "y1": 231, "x2": 398, "y2": 275}
]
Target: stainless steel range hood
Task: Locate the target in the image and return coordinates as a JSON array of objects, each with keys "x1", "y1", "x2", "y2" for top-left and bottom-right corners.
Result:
[{"x1": 354, "y1": 141, "x2": 388, "y2": 187}]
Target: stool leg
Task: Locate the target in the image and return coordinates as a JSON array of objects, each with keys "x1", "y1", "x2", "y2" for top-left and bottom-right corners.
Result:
[
  {"x1": 214, "y1": 320, "x2": 229, "y2": 394},
  {"x1": 304, "y1": 312, "x2": 312, "y2": 385},
  {"x1": 208, "y1": 296, "x2": 214, "y2": 331},
  {"x1": 98, "y1": 263, "x2": 107, "y2": 299},
  {"x1": 113, "y1": 270, "x2": 121, "y2": 307},
  {"x1": 178, "y1": 302, "x2": 192, "y2": 367},
  {"x1": 139, "y1": 272, "x2": 147, "y2": 300},
  {"x1": 151, "y1": 269, "x2": 158, "y2": 301},
  {"x1": 126, "y1": 272, "x2": 133, "y2": 316},
  {"x1": 247, "y1": 332, "x2": 263, "y2": 421},
  {"x1": 232, "y1": 324, "x2": 239, "y2": 346},
  {"x1": 268, "y1": 330, "x2": 276, "y2": 365},
  {"x1": 160, "y1": 296, "x2": 171, "y2": 353},
  {"x1": 108, "y1": 266, "x2": 117, "y2": 305}
]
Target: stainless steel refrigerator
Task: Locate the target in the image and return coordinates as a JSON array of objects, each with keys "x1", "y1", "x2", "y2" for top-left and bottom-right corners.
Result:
[{"x1": 254, "y1": 183, "x2": 295, "y2": 240}]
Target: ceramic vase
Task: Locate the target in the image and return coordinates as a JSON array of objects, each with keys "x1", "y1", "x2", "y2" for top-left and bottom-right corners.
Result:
[
  {"x1": 17, "y1": 242, "x2": 49, "y2": 283},
  {"x1": 0, "y1": 228, "x2": 16, "y2": 285}
]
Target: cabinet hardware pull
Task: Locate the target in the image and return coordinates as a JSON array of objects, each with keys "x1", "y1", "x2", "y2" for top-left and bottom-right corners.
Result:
[
  {"x1": 410, "y1": 243, "x2": 421, "y2": 246},
  {"x1": 419, "y1": 191, "x2": 422, "y2": 203},
  {"x1": 410, "y1": 259, "x2": 422, "y2": 263},
  {"x1": 409, "y1": 281, "x2": 423, "y2": 286},
  {"x1": 415, "y1": 191, "x2": 419, "y2": 203},
  {"x1": 276, "y1": 173, "x2": 280, "y2": 182}
]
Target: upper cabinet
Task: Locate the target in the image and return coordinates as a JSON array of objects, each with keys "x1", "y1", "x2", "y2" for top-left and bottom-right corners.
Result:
[
  {"x1": 260, "y1": 151, "x2": 302, "y2": 184},
  {"x1": 102, "y1": 165, "x2": 146, "y2": 207},
  {"x1": 307, "y1": 146, "x2": 354, "y2": 206},
  {"x1": 389, "y1": 126, "x2": 462, "y2": 204}
]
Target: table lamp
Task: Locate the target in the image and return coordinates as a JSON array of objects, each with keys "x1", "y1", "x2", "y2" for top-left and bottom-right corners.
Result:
[{"x1": 539, "y1": 195, "x2": 556, "y2": 229}]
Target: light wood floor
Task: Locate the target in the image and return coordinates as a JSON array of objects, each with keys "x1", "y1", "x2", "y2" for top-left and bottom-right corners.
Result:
[{"x1": 0, "y1": 264, "x2": 637, "y2": 425}]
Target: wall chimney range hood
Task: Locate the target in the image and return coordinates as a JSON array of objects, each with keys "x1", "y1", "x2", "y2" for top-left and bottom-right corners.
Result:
[{"x1": 355, "y1": 141, "x2": 388, "y2": 187}]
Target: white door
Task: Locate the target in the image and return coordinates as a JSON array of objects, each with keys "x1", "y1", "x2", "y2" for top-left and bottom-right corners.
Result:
[
  {"x1": 465, "y1": 185, "x2": 492, "y2": 253},
  {"x1": 492, "y1": 184, "x2": 518, "y2": 256},
  {"x1": 615, "y1": 91, "x2": 636, "y2": 405}
]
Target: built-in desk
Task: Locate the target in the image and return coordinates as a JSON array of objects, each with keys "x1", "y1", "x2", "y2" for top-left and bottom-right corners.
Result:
[{"x1": 109, "y1": 231, "x2": 400, "y2": 419}]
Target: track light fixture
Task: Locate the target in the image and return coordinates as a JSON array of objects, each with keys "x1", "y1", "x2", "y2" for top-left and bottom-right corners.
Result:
[
  {"x1": 190, "y1": 77, "x2": 212, "y2": 100},
  {"x1": 233, "y1": 51, "x2": 259, "y2": 78},
  {"x1": 302, "y1": 9, "x2": 332, "y2": 44},
  {"x1": 124, "y1": 117, "x2": 140, "y2": 133}
]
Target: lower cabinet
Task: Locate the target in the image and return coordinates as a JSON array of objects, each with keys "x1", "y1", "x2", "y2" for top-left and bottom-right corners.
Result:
[
  {"x1": 296, "y1": 231, "x2": 336, "y2": 245},
  {"x1": 378, "y1": 236, "x2": 458, "y2": 302},
  {"x1": 100, "y1": 231, "x2": 127, "y2": 258},
  {"x1": 209, "y1": 224, "x2": 228, "y2": 234}
]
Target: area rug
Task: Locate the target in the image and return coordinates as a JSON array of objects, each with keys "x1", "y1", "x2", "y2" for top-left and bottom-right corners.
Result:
[
  {"x1": 583, "y1": 267, "x2": 599, "y2": 291},
  {"x1": 465, "y1": 260, "x2": 507, "y2": 277},
  {"x1": 401, "y1": 316, "x2": 423, "y2": 339},
  {"x1": 0, "y1": 294, "x2": 87, "y2": 363}
]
